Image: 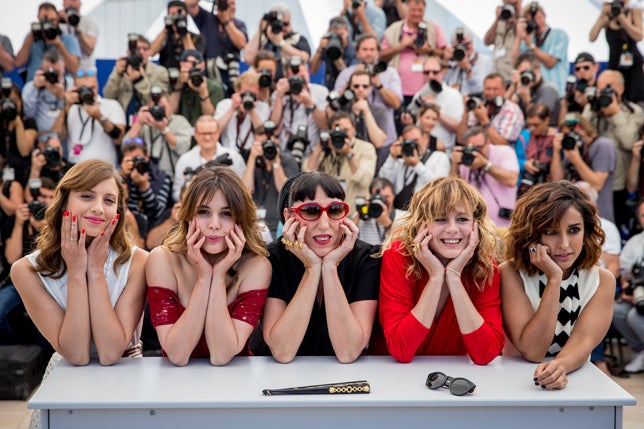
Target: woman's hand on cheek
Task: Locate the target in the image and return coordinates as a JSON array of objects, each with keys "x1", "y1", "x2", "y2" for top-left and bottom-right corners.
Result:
[
  {"x1": 186, "y1": 219, "x2": 211, "y2": 282},
  {"x1": 415, "y1": 228, "x2": 444, "y2": 278},
  {"x1": 530, "y1": 243, "x2": 563, "y2": 282},
  {"x1": 323, "y1": 218, "x2": 357, "y2": 266},
  {"x1": 87, "y1": 213, "x2": 120, "y2": 270},
  {"x1": 283, "y1": 219, "x2": 321, "y2": 268},
  {"x1": 446, "y1": 222, "x2": 479, "y2": 275},
  {"x1": 213, "y1": 224, "x2": 245, "y2": 278},
  {"x1": 61, "y1": 211, "x2": 88, "y2": 275}
]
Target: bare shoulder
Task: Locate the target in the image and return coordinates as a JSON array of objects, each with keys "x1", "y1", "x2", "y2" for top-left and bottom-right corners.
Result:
[
  {"x1": 131, "y1": 247, "x2": 149, "y2": 265},
  {"x1": 10, "y1": 257, "x2": 44, "y2": 295},
  {"x1": 237, "y1": 253, "x2": 272, "y2": 292},
  {"x1": 146, "y1": 246, "x2": 180, "y2": 289},
  {"x1": 596, "y1": 266, "x2": 616, "y2": 297},
  {"x1": 499, "y1": 261, "x2": 520, "y2": 281}
]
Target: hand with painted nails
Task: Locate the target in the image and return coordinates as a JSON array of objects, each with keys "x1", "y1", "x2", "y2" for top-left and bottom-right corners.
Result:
[
  {"x1": 281, "y1": 217, "x2": 321, "y2": 269},
  {"x1": 87, "y1": 213, "x2": 121, "y2": 271},
  {"x1": 322, "y1": 218, "x2": 358, "y2": 267},
  {"x1": 533, "y1": 359, "x2": 568, "y2": 390},
  {"x1": 61, "y1": 211, "x2": 88, "y2": 275},
  {"x1": 186, "y1": 219, "x2": 212, "y2": 284},
  {"x1": 211, "y1": 224, "x2": 246, "y2": 280}
]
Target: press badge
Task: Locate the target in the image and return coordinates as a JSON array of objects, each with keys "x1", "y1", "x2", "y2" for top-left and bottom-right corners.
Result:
[
  {"x1": 495, "y1": 47, "x2": 506, "y2": 58},
  {"x1": 619, "y1": 52, "x2": 634, "y2": 68},
  {"x1": 2, "y1": 167, "x2": 15, "y2": 182},
  {"x1": 411, "y1": 58, "x2": 423, "y2": 72},
  {"x1": 73, "y1": 144, "x2": 83, "y2": 156},
  {"x1": 47, "y1": 109, "x2": 60, "y2": 118}
]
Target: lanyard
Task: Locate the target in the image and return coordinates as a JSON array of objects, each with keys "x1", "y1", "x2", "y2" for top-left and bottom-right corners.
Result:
[{"x1": 75, "y1": 106, "x2": 95, "y2": 146}]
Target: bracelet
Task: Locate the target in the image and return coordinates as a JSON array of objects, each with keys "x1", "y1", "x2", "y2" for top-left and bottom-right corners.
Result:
[
  {"x1": 161, "y1": 127, "x2": 170, "y2": 136},
  {"x1": 200, "y1": 94, "x2": 209, "y2": 101},
  {"x1": 484, "y1": 160, "x2": 493, "y2": 172},
  {"x1": 445, "y1": 267, "x2": 461, "y2": 277},
  {"x1": 99, "y1": 116, "x2": 108, "y2": 125}
]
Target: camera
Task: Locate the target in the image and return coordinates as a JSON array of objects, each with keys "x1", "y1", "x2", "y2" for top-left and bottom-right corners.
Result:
[
  {"x1": 461, "y1": 144, "x2": 477, "y2": 166},
  {"x1": 364, "y1": 60, "x2": 388, "y2": 76},
  {"x1": 76, "y1": 86, "x2": 95, "y2": 105},
  {"x1": 164, "y1": 12, "x2": 188, "y2": 36},
  {"x1": 183, "y1": 154, "x2": 234, "y2": 182},
  {"x1": 466, "y1": 96, "x2": 482, "y2": 111},
  {"x1": 40, "y1": 18, "x2": 60, "y2": 41},
  {"x1": 126, "y1": 33, "x2": 143, "y2": 70},
  {"x1": 241, "y1": 91, "x2": 256, "y2": 110},
  {"x1": 500, "y1": 4, "x2": 515, "y2": 20},
  {"x1": 610, "y1": 0, "x2": 624, "y2": 18},
  {"x1": 28, "y1": 200, "x2": 47, "y2": 221},
  {"x1": 625, "y1": 263, "x2": 644, "y2": 315},
  {"x1": 132, "y1": 156, "x2": 149, "y2": 174},
  {"x1": 355, "y1": 193, "x2": 386, "y2": 220},
  {"x1": 260, "y1": 120, "x2": 279, "y2": 162},
  {"x1": 0, "y1": 78, "x2": 17, "y2": 122},
  {"x1": 263, "y1": 10, "x2": 284, "y2": 34},
  {"x1": 428, "y1": 78, "x2": 443, "y2": 94},
  {"x1": 520, "y1": 70, "x2": 535, "y2": 86},
  {"x1": 452, "y1": 28, "x2": 467, "y2": 61},
  {"x1": 65, "y1": 7, "x2": 81, "y2": 27},
  {"x1": 517, "y1": 161, "x2": 549, "y2": 197},
  {"x1": 401, "y1": 139, "x2": 418, "y2": 157},
  {"x1": 258, "y1": 68, "x2": 273, "y2": 88},
  {"x1": 325, "y1": 33, "x2": 344, "y2": 61},
  {"x1": 287, "y1": 125, "x2": 309, "y2": 164},
  {"x1": 352, "y1": 0, "x2": 364, "y2": 8},
  {"x1": 40, "y1": 146, "x2": 62, "y2": 167},
  {"x1": 188, "y1": 66, "x2": 203, "y2": 87},
  {"x1": 288, "y1": 75, "x2": 305, "y2": 95},
  {"x1": 526, "y1": 2, "x2": 539, "y2": 34},
  {"x1": 498, "y1": 207, "x2": 513, "y2": 220},
  {"x1": 562, "y1": 131, "x2": 583, "y2": 151},
  {"x1": 415, "y1": 22, "x2": 427, "y2": 49},
  {"x1": 217, "y1": 0, "x2": 229, "y2": 12},
  {"x1": 329, "y1": 126, "x2": 348, "y2": 150},
  {"x1": 327, "y1": 89, "x2": 354, "y2": 112},
  {"x1": 319, "y1": 130, "x2": 331, "y2": 150},
  {"x1": 149, "y1": 85, "x2": 165, "y2": 121},
  {"x1": 592, "y1": 85, "x2": 615, "y2": 111},
  {"x1": 221, "y1": 52, "x2": 241, "y2": 87},
  {"x1": 168, "y1": 67, "x2": 180, "y2": 88},
  {"x1": 43, "y1": 67, "x2": 58, "y2": 85}
]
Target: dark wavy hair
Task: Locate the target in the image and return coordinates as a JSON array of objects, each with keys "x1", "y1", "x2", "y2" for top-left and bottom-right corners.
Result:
[{"x1": 505, "y1": 180, "x2": 605, "y2": 276}]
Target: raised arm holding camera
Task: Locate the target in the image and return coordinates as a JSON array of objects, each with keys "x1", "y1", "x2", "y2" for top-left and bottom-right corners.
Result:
[
  {"x1": 310, "y1": 17, "x2": 357, "y2": 91},
  {"x1": 352, "y1": 177, "x2": 397, "y2": 245},
  {"x1": 483, "y1": 0, "x2": 522, "y2": 82},
  {"x1": 58, "y1": 0, "x2": 98, "y2": 71},
  {"x1": 149, "y1": 1, "x2": 204, "y2": 70},
  {"x1": 27, "y1": 133, "x2": 71, "y2": 192},
  {"x1": 443, "y1": 27, "x2": 494, "y2": 96}
]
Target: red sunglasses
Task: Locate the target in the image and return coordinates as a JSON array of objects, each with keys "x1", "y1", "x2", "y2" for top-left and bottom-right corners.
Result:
[{"x1": 288, "y1": 202, "x2": 349, "y2": 221}]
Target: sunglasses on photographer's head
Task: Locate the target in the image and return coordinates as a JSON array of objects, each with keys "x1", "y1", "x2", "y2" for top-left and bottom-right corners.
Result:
[
  {"x1": 288, "y1": 202, "x2": 349, "y2": 221},
  {"x1": 426, "y1": 371, "x2": 476, "y2": 396}
]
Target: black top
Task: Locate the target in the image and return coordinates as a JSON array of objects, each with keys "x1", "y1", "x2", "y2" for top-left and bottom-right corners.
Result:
[{"x1": 265, "y1": 238, "x2": 381, "y2": 356}]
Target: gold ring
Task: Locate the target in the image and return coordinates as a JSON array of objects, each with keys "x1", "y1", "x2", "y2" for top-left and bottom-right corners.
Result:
[
  {"x1": 410, "y1": 243, "x2": 419, "y2": 253},
  {"x1": 294, "y1": 241, "x2": 303, "y2": 249},
  {"x1": 280, "y1": 237, "x2": 293, "y2": 248},
  {"x1": 529, "y1": 247, "x2": 536, "y2": 253}
]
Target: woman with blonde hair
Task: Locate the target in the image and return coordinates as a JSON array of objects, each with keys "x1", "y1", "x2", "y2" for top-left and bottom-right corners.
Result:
[
  {"x1": 146, "y1": 166, "x2": 271, "y2": 366},
  {"x1": 11, "y1": 159, "x2": 148, "y2": 366},
  {"x1": 379, "y1": 176, "x2": 504, "y2": 364},
  {"x1": 501, "y1": 181, "x2": 615, "y2": 389}
]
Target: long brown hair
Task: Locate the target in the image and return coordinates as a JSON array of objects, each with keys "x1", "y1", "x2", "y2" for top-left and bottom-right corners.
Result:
[
  {"x1": 380, "y1": 176, "x2": 497, "y2": 290},
  {"x1": 34, "y1": 159, "x2": 130, "y2": 278},
  {"x1": 163, "y1": 167, "x2": 268, "y2": 257}
]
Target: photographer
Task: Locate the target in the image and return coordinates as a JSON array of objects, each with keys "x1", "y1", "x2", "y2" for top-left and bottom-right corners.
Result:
[
  {"x1": 560, "y1": 52, "x2": 600, "y2": 119},
  {"x1": 483, "y1": 0, "x2": 521, "y2": 82},
  {"x1": 516, "y1": 103, "x2": 555, "y2": 196},
  {"x1": 251, "y1": 50, "x2": 278, "y2": 106},
  {"x1": 244, "y1": 3, "x2": 311, "y2": 80},
  {"x1": 352, "y1": 177, "x2": 398, "y2": 245},
  {"x1": 342, "y1": 0, "x2": 386, "y2": 40},
  {"x1": 172, "y1": 115, "x2": 245, "y2": 202},
  {"x1": 58, "y1": 0, "x2": 98, "y2": 71},
  {"x1": 168, "y1": 49, "x2": 224, "y2": 127},
  {"x1": 614, "y1": 198, "x2": 644, "y2": 373},
  {"x1": 22, "y1": 50, "x2": 72, "y2": 134},
  {"x1": 215, "y1": 70, "x2": 270, "y2": 158},
  {"x1": 310, "y1": 17, "x2": 357, "y2": 91},
  {"x1": 625, "y1": 126, "x2": 644, "y2": 198},
  {"x1": 380, "y1": 0, "x2": 447, "y2": 102},
  {"x1": 270, "y1": 57, "x2": 328, "y2": 160},
  {"x1": 120, "y1": 140, "x2": 172, "y2": 229},
  {"x1": 0, "y1": 80, "x2": 38, "y2": 187},
  {"x1": 103, "y1": 34, "x2": 169, "y2": 126},
  {"x1": 550, "y1": 113, "x2": 617, "y2": 222},
  {"x1": 450, "y1": 126, "x2": 518, "y2": 227},
  {"x1": 443, "y1": 27, "x2": 494, "y2": 96},
  {"x1": 590, "y1": 0, "x2": 644, "y2": 104},
  {"x1": 379, "y1": 121, "x2": 449, "y2": 210},
  {"x1": 15, "y1": 2, "x2": 80, "y2": 82},
  {"x1": 582, "y1": 69, "x2": 644, "y2": 233},
  {"x1": 340, "y1": 70, "x2": 387, "y2": 150},
  {"x1": 506, "y1": 52, "x2": 560, "y2": 125},
  {"x1": 149, "y1": 1, "x2": 205, "y2": 70},
  {"x1": 125, "y1": 86, "x2": 192, "y2": 179},
  {"x1": 26, "y1": 132, "x2": 71, "y2": 191},
  {"x1": 53, "y1": 69, "x2": 124, "y2": 167},
  {"x1": 0, "y1": 33, "x2": 14, "y2": 78},
  {"x1": 184, "y1": 0, "x2": 247, "y2": 95},
  {"x1": 303, "y1": 111, "x2": 376, "y2": 216},
  {"x1": 241, "y1": 123, "x2": 298, "y2": 238},
  {"x1": 511, "y1": 2, "x2": 569, "y2": 96}
]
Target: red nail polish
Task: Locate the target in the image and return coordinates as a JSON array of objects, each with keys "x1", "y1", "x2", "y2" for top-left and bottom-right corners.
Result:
[
  {"x1": 81, "y1": 229, "x2": 85, "y2": 234},
  {"x1": 100, "y1": 231, "x2": 105, "y2": 237},
  {"x1": 72, "y1": 215, "x2": 77, "y2": 222},
  {"x1": 115, "y1": 213, "x2": 121, "y2": 220},
  {"x1": 63, "y1": 211, "x2": 69, "y2": 217},
  {"x1": 111, "y1": 219, "x2": 116, "y2": 225}
]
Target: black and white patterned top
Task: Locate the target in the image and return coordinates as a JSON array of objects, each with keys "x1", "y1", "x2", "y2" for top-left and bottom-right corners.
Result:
[{"x1": 520, "y1": 266, "x2": 600, "y2": 356}]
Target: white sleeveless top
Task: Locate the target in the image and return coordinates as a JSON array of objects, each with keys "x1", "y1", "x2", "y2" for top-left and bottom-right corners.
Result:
[
  {"x1": 26, "y1": 246, "x2": 140, "y2": 355},
  {"x1": 519, "y1": 266, "x2": 600, "y2": 356}
]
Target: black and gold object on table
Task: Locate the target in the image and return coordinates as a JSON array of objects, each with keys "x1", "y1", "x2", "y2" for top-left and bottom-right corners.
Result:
[{"x1": 262, "y1": 380, "x2": 371, "y2": 396}]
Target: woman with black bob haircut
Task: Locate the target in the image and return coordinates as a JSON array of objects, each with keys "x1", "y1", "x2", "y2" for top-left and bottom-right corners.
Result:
[
  {"x1": 501, "y1": 180, "x2": 615, "y2": 389},
  {"x1": 260, "y1": 171, "x2": 380, "y2": 363}
]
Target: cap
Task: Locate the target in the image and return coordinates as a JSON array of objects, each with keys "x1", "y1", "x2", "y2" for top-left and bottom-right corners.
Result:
[
  {"x1": 180, "y1": 50, "x2": 204, "y2": 63},
  {"x1": 574, "y1": 52, "x2": 595, "y2": 65}
]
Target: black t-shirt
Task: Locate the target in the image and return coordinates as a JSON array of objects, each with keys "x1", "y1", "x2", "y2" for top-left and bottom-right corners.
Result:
[{"x1": 265, "y1": 238, "x2": 381, "y2": 356}]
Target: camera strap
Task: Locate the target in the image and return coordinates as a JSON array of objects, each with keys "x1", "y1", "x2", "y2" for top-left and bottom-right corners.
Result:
[
  {"x1": 535, "y1": 27, "x2": 550, "y2": 48},
  {"x1": 74, "y1": 105, "x2": 95, "y2": 147},
  {"x1": 147, "y1": 126, "x2": 176, "y2": 176},
  {"x1": 235, "y1": 112, "x2": 253, "y2": 152}
]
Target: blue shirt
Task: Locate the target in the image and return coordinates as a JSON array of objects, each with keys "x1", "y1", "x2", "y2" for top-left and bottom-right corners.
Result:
[
  {"x1": 193, "y1": 6, "x2": 247, "y2": 59},
  {"x1": 25, "y1": 34, "x2": 80, "y2": 82},
  {"x1": 520, "y1": 27, "x2": 569, "y2": 96}
]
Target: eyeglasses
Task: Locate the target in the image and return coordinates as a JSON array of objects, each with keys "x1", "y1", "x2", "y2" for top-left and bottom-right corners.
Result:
[
  {"x1": 76, "y1": 70, "x2": 97, "y2": 78},
  {"x1": 124, "y1": 137, "x2": 144, "y2": 145},
  {"x1": 352, "y1": 84, "x2": 370, "y2": 89},
  {"x1": 422, "y1": 69, "x2": 441, "y2": 76},
  {"x1": 282, "y1": 21, "x2": 291, "y2": 26},
  {"x1": 574, "y1": 65, "x2": 591, "y2": 72},
  {"x1": 288, "y1": 202, "x2": 349, "y2": 221},
  {"x1": 426, "y1": 372, "x2": 476, "y2": 396}
]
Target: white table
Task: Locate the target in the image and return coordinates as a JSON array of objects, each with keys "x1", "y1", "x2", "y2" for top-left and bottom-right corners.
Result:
[{"x1": 29, "y1": 355, "x2": 636, "y2": 429}]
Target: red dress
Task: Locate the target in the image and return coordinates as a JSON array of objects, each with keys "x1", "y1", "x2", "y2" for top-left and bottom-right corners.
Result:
[
  {"x1": 379, "y1": 241, "x2": 504, "y2": 364},
  {"x1": 147, "y1": 286, "x2": 268, "y2": 357}
]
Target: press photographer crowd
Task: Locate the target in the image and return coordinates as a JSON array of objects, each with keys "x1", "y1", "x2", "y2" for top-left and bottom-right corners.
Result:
[{"x1": 1, "y1": 0, "x2": 644, "y2": 400}]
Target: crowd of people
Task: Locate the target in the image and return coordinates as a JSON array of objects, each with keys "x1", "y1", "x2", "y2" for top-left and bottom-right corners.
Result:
[{"x1": 1, "y1": 0, "x2": 644, "y2": 398}]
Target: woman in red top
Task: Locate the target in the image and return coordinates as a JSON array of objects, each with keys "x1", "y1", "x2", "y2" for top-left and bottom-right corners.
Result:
[
  {"x1": 379, "y1": 176, "x2": 504, "y2": 364},
  {"x1": 146, "y1": 167, "x2": 271, "y2": 366}
]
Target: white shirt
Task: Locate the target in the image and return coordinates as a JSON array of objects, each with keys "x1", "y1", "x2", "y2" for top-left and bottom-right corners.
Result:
[{"x1": 215, "y1": 98, "x2": 270, "y2": 153}]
